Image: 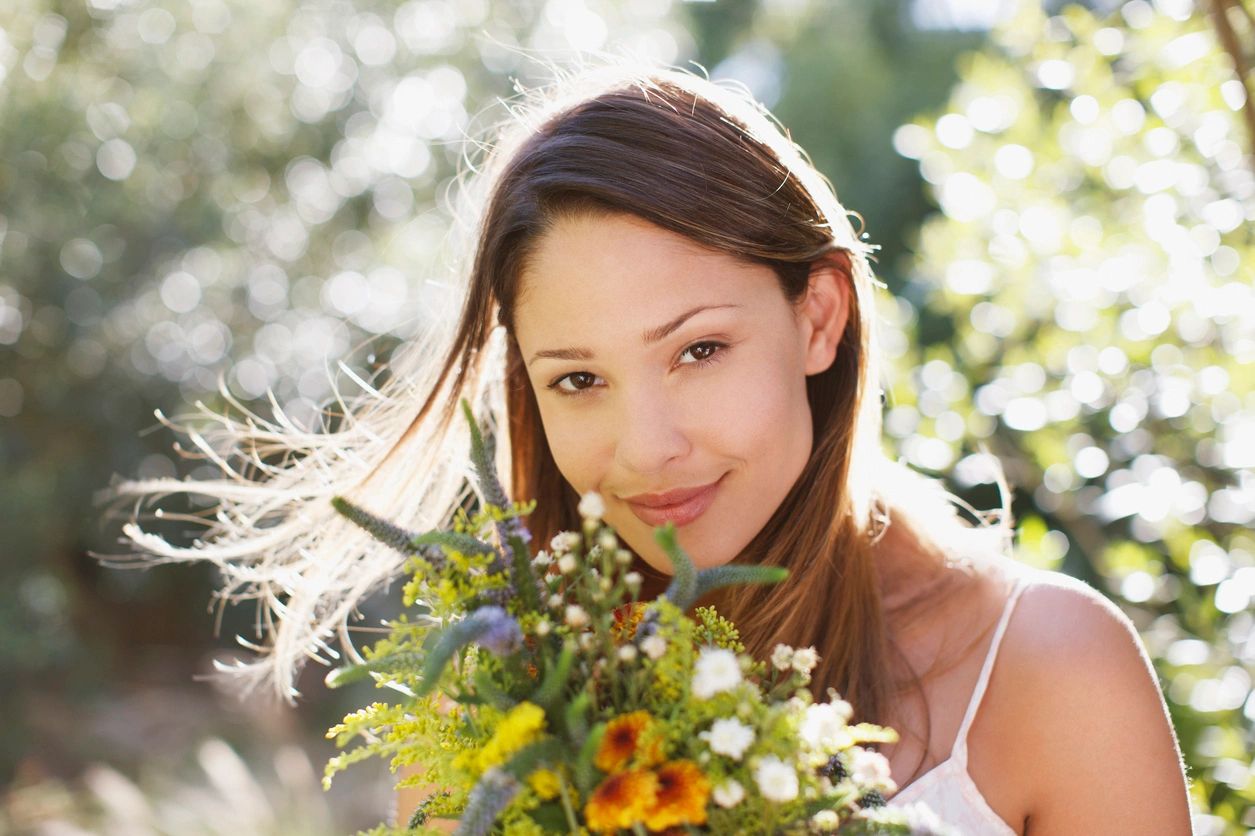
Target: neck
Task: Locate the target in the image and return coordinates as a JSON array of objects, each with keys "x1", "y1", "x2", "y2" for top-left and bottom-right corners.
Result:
[{"x1": 872, "y1": 515, "x2": 952, "y2": 625}]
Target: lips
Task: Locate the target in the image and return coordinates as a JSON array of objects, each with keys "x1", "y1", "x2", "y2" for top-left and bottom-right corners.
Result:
[{"x1": 623, "y1": 474, "x2": 725, "y2": 528}]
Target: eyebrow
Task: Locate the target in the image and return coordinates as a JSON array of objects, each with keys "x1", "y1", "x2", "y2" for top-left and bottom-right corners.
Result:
[{"x1": 527, "y1": 304, "x2": 742, "y2": 367}]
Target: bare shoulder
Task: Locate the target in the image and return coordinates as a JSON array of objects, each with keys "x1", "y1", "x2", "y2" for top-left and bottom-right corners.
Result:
[{"x1": 997, "y1": 566, "x2": 1194, "y2": 835}]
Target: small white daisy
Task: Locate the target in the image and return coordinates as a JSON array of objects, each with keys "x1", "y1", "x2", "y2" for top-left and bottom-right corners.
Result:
[
  {"x1": 770, "y1": 643, "x2": 795, "y2": 671},
  {"x1": 577, "y1": 490, "x2": 605, "y2": 520},
  {"x1": 711, "y1": 779, "x2": 745, "y2": 808},
  {"x1": 699, "y1": 717, "x2": 755, "y2": 760},
  {"x1": 564, "y1": 604, "x2": 589, "y2": 629},
  {"x1": 640, "y1": 634, "x2": 667, "y2": 660},
  {"x1": 691, "y1": 647, "x2": 742, "y2": 699},
  {"x1": 753, "y1": 755, "x2": 799, "y2": 802}
]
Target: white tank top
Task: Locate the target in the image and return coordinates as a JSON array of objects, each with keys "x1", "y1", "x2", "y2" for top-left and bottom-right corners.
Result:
[{"x1": 885, "y1": 573, "x2": 1029, "y2": 835}]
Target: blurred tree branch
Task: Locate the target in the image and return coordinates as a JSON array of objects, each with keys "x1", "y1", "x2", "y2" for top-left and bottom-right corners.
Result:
[{"x1": 1208, "y1": 0, "x2": 1255, "y2": 166}]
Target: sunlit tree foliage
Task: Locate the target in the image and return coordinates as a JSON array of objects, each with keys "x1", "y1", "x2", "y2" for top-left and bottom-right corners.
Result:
[{"x1": 889, "y1": 2, "x2": 1253, "y2": 831}]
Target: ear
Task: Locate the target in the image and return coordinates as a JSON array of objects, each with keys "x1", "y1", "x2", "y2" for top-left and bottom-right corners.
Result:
[{"x1": 799, "y1": 251, "x2": 853, "y2": 376}]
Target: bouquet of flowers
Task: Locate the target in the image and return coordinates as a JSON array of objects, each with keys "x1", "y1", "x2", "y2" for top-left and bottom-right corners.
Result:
[{"x1": 322, "y1": 400, "x2": 954, "y2": 835}]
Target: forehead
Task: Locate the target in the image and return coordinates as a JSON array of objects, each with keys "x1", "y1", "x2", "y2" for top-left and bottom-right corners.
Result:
[{"x1": 514, "y1": 212, "x2": 780, "y2": 325}]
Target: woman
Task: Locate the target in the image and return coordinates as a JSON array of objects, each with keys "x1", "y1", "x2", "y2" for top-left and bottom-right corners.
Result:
[{"x1": 110, "y1": 64, "x2": 1193, "y2": 834}]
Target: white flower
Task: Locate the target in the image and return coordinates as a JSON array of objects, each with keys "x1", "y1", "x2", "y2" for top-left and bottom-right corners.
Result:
[
  {"x1": 811, "y1": 809, "x2": 840, "y2": 831},
  {"x1": 791, "y1": 646, "x2": 819, "y2": 675},
  {"x1": 859, "y1": 801, "x2": 955, "y2": 835},
  {"x1": 579, "y1": 632, "x2": 596, "y2": 651},
  {"x1": 771, "y1": 643, "x2": 795, "y2": 671},
  {"x1": 640, "y1": 635, "x2": 667, "y2": 660},
  {"x1": 547, "y1": 593, "x2": 564, "y2": 610},
  {"x1": 578, "y1": 490, "x2": 605, "y2": 520},
  {"x1": 848, "y1": 746, "x2": 892, "y2": 788},
  {"x1": 699, "y1": 717, "x2": 755, "y2": 760},
  {"x1": 799, "y1": 702, "x2": 851, "y2": 753},
  {"x1": 597, "y1": 530, "x2": 618, "y2": 551},
  {"x1": 753, "y1": 755, "x2": 799, "y2": 802},
  {"x1": 531, "y1": 550, "x2": 552, "y2": 568},
  {"x1": 691, "y1": 647, "x2": 742, "y2": 699},
  {"x1": 617, "y1": 644, "x2": 637, "y2": 662},
  {"x1": 711, "y1": 779, "x2": 745, "y2": 808},
  {"x1": 534, "y1": 619, "x2": 551, "y2": 637},
  {"x1": 550, "y1": 531, "x2": 581, "y2": 553},
  {"x1": 623, "y1": 571, "x2": 642, "y2": 592},
  {"x1": 557, "y1": 554, "x2": 578, "y2": 575},
  {"x1": 564, "y1": 605, "x2": 589, "y2": 629},
  {"x1": 615, "y1": 548, "x2": 633, "y2": 565}
]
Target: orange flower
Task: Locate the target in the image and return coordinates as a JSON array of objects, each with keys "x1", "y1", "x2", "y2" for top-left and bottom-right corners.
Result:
[
  {"x1": 642, "y1": 760, "x2": 710, "y2": 831},
  {"x1": 595, "y1": 710, "x2": 664, "y2": 773},
  {"x1": 611, "y1": 602, "x2": 647, "y2": 640},
  {"x1": 584, "y1": 769, "x2": 658, "y2": 833}
]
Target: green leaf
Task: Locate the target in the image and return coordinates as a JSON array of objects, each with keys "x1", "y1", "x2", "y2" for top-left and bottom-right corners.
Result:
[
  {"x1": 573, "y1": 723, "x2": 606, "y2": 796},
  {"x1": 530, "y1": 641, "x2": 576, "y2": 710}
]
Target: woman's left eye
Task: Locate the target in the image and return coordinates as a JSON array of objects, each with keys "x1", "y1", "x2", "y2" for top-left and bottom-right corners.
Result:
[{"x1": 679, "y1": 340, "x2": 727, "y2": 367}]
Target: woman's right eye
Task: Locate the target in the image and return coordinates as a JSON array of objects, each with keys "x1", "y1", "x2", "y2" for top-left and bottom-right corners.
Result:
[{"x1": 547, "y1": 371, "x2": 602, "y2": 397}]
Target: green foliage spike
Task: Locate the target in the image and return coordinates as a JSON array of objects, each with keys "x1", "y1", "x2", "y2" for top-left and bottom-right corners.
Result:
[
  {"x1": 655, "y1": 522, "x2": 788, "y2": 610},
  {"x1": 694, "y1": 564, "x2": 789, "y2": 599},
  {"x1": 331, "y1": 495, "x2": 424, "y2": 556},
  {"x1": 507, "y1": 534, "x2": 540, "y2": 613},
  {"x1": 411, "y1": 530, "x2": 497, "y2": 556},
  {"x1": 324, "y1": 649, "x2": 426, "y2": 689},
  {"x1": 459, "y1": 397, "x2": 511, "y2": 512},
  {"x1": 654, "y1": 522, "x2": 697, "y2": 609},
  {"x1": 407, "y1": 791, "x2": 453, "y2": 830},
  {"x1": 417, "y1": 612, "x2": 506, "y2": 697}
]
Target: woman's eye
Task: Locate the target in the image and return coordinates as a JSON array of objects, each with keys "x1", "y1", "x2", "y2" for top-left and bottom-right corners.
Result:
[
  {"x1": 550, "y1": 371, "x2": 601, "y2": 396},
  {"x1": 681, "y1": 341, "x2": 725, "y2": 366}
]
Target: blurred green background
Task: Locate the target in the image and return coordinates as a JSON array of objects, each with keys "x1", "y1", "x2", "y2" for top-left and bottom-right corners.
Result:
[{"x1": 1, "y1": 0, "x2": 1252, "y2": 832}]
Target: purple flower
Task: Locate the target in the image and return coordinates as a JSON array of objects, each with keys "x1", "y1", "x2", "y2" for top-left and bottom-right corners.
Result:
[{"x1": 472, "y1": 606, "x2": 523, "y2": 655}]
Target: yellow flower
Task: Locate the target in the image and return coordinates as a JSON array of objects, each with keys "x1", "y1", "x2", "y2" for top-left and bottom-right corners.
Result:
[
  {"x1": 464, "y1": 702, "x2": 547, "y2": 776},
  {"x1": 584, "y1": 769, "x2": 658, "y2": 833},
  {"x1": 594, "y1": 710, "x2": 665, "y2": 773},
  {"x1": 642, "y1": 760, "x2": 710, "y2": 831},
  {"x1": 527, "y1": 768, "x2": 561, "y2": 800}
]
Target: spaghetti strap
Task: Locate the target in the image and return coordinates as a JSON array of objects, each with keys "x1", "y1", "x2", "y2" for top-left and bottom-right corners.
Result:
[{"x1": 952, "y1": 574, "x2": 1029, "y2": 764}]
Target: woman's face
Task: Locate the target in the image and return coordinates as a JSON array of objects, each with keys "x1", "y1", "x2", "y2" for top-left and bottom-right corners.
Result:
[{"x1": 512, "y1": 212, "x2": 848, "y2": 575}]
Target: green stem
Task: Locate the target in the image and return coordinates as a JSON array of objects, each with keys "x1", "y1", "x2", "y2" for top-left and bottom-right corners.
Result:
[
  {"x1": 631, "y1": 825, "x2": 649, "y2": 835},
  {"x1": 557, "y1": 774, "x2": 580, "y2": 834}
]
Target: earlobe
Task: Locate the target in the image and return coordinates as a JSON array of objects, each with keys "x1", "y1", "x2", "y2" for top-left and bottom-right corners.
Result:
[{"x1": 802, "y1": 256, "x2": 852, "y2": 376}]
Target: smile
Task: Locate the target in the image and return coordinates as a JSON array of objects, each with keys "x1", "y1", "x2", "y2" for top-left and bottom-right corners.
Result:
[{"x1": 625, "y1": 474, "x2": 725, "y2": 528}]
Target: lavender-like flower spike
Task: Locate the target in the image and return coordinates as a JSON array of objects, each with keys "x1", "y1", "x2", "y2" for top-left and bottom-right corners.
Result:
[
  {"x1": 453, "y1": 767, "x2": 521, "y2": 836},
  {"x1": 417, "y1": 606, "x2": 523, "y2": 696}
]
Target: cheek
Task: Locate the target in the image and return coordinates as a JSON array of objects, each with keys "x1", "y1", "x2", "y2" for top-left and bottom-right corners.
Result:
[
  {"x1": 704, "y1": 341, "x2": 810, "y2": 451},
  {"x1": 536, "y1": 406, "x2": 605, "y2": 494}
]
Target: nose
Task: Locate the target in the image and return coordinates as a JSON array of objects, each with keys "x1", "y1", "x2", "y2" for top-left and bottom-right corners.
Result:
[{"x1": 613, "y1": 387, "x2": 693, "y2": 476}]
